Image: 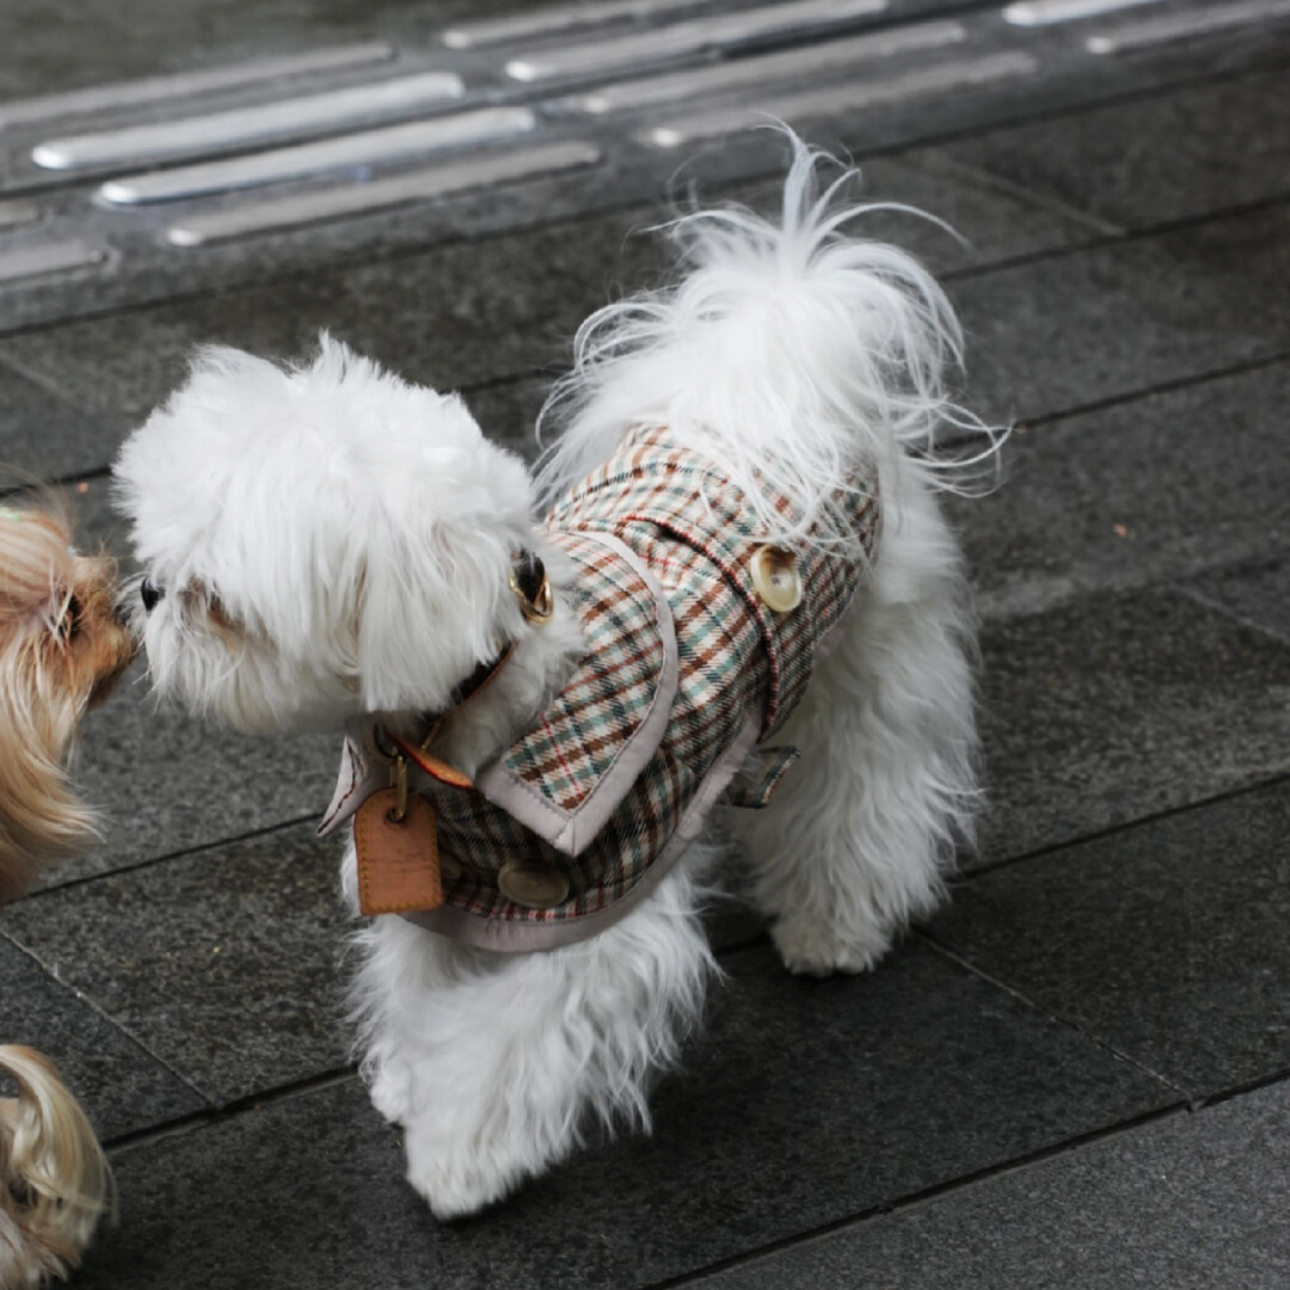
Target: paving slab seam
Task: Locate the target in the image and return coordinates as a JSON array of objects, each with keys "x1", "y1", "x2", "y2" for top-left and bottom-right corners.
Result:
[
  {"x1": 962, "y1": 769, "x2": 1290, "y2": 882},
  {"x1": 103, "y1": 1066, "x2": 362, "y2": 1157},
  {"x1": 0, "y1": 344, "x2": 132, "y2": 428},
  {"x1": 900, "y1": 149, "x2": 1125, "y2": 239},
  {"x1": 0, "y1": 387, "x2": 993, "y2": 516},
  {"x1": 1189, "y1": 1062, "x2": 1290, "y2": 1115},
  {"x1": 0, "y1": 461, "x2": 112, "y2": 500},
  {"x1": 0, "y1": 402, "x2": 1000, "y2": 499},
  {"x1": 37, "y1": 334, "x2": 1274, "y2": 515},
  {"x1": 944, "y1": 187, "x2": 1290, "y2": 287},
  {"x1": 873, "y1": 45, "x2": 1290, "y2": 196},
  {"x1": 0, "y1": 359, "x2": 561, "y2": 487},
  {"x1": 912, "y1": 926, "x2": 1194, "y2": 1102},
  {"x1": 1004, "y1": 350, "x2": 1290, "y2": 435},
  {"x1": 0, "y1": 923, "x2": 214, "y2": 1110},
  {"x1": 22, "y1": 810, "x2": 320, "y2": 901},
  {"x1": 646, "y1": 1099, "x2": 1190, "y2": 1290},
  {"x1": 972, "y1": 552, "x2": 1290, "y2": 626},
  {"x1": 423, "y1": 347, "x2": 1290, "y2": 472},
  {"x1": 3, "y1": 52, "x2": 1288, "y2": 349},
  {"x1": 1176, "y1": 578, "x2": 1290, "y2": 649}
]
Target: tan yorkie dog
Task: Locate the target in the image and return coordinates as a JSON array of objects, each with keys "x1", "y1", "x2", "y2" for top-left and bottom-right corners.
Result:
[{"x1": 0, "y1": 502, "x2": 134, "y2": 1288}]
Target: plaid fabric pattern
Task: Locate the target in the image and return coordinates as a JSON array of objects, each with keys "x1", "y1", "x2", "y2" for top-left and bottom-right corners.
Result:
[
  {"x1": 549, "y1": 425, "x2": 880, "y2": 737},
  {"x1": 421, "y1": 424, "x2": 879, "y2": 938},
  {"x1": 430, "y1": 734, "x2": 688, "y2": 922},
  {"x1": 499, "y1": 532, "x2": 664, "y2": 810}
]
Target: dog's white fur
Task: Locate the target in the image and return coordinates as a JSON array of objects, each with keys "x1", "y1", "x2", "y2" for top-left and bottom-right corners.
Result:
[{"x1": 114, "y1": 141, "x2": 991, "y2": 1218}]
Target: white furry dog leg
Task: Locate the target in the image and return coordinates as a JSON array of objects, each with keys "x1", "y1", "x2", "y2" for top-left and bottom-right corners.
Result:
[
  {"x1": 733, "y1": 473, "x2": 978, "y2": 977},
  {"x1": 350, "y1": 854, "x2": 716, "y2": 1219}
]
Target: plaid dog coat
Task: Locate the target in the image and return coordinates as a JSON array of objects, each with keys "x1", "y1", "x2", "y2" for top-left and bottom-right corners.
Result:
[{"x1": 322, "y1": 425, "x2": 880, "y2": 951}]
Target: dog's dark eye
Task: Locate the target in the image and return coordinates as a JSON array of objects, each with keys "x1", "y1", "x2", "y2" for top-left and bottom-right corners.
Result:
[{"x1": 61, "y1": 594, "x2": 82, "y2": 641}]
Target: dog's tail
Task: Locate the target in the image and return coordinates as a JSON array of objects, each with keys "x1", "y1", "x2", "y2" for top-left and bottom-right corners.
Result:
[
  {"x1": 0, "y1": 1046, "x2": 113, "y2": 1288},
  {"x1": 537, "y1": 134, "x2": 997, "y2": 550}
]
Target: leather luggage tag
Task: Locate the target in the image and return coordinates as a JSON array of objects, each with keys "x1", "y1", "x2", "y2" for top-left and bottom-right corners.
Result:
[{"x1": 354, "y1": 788, "x2": 444, "y2": 917}]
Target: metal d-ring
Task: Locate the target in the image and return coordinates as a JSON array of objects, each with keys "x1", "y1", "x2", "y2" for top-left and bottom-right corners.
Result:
[
  {"x1": 509, "y1": 566, "x2": 554, "y2": 624},
  {"x1": 388, "y1": 753, "x2": 409, "y2": 825},
  {"x1": 366, "y1": 725, "x2": 410, "y2": 825}
]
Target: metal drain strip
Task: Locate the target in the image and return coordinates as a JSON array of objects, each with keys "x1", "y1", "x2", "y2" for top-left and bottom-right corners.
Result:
[
  {"x1": 643, "y1": 49, "x2": 1039, "y2": 147},
  {"x1": 0, "y1": 44, "x2": 396, "y2": 131},
  {"x1": 2, "y1": 0, "x2": 1284, "y2": 284},
  {"x1": 506, "y1": 0, "x2": 889, "y2": 81},
  {"x1": 0, "y1": 240, "x2": 106, "y2": 283},
  {"x1": 441, "y1": 0, "x2": 710, "y2": 49},
  {"x1": 165, "y1": 141, "x2": 602, "y2": 246},
  {"x1": 571, "y1": 18, "x2": 966, "y2": 114},
  {"x1": 98, "y1": 107, "x2": 538, "y2": 205},
  {"x1": 1002, "y1": 0, "x2": 1164, "y2": 26},
  {"x1": 30, "y1": 72, "x2": 466, "y2": 171},
  {"x1": 1085, "y1": 0, "x2": 1290, "y2": 52},
  {"x1": 0, "y1": 200, "x2": 42, "y2": 232}
]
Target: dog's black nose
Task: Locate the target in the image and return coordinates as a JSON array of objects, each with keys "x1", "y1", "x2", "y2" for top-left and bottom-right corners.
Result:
[{"x1": 140, "y1": 578, "x2": 164, "y2": 613}]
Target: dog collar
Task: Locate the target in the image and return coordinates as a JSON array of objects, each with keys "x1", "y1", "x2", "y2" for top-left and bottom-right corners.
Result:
[
  {"x1": 319, "y1": 546, "x2": 559, "y2": 902},
  {"x1": 361, "y1": 548, "x2": 553, "y2": 791},
  {"x1": 441, "y1": 547, "x2": 551, "y2": 709},
  {"x1": 413, "y1": 545, "x2": 553, "y2": 721}
]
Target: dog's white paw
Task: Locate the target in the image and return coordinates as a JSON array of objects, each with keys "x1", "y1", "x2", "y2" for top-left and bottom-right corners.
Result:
[
  {"x1": 404, "y1": 1124, "x2": 523, "y2": 1221},
  {"x1": 366, "y1": 1062, "x2": 412, "y2": 1127},
  {"x1": 771, "y1": 915, "x2": 890, "y2": 977}
]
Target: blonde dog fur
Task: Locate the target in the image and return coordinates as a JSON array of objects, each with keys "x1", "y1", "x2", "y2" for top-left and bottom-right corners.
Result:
[{"x1": 0, "y1": 504, "x2": 130, "y2": 1287}]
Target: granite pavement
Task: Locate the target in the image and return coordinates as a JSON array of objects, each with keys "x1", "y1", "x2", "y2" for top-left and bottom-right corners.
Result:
[{"x1": 2, "y1": 3, "x2": 1288, "y2": 1287}]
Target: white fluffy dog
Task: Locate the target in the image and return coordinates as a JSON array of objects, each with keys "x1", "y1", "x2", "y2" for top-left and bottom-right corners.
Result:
[{"x1": 113, "y1": 143, "x2": 991, "y2": 1218}]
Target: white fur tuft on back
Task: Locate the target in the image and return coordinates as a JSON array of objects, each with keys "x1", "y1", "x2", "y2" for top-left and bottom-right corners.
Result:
[{"x1": 538, "y1": 134, "x2": 998, "y2": 553}]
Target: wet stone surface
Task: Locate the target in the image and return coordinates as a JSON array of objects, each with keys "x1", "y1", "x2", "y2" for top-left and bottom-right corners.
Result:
[
  {"x1": 950, "y1": 203, "x2": 1290, "y2": 425},
  {"x1": 3, "y1": 821, "x2": 352, "y2": 1107},
  {"x1": 932, "y1": 64, "x2": 1290, "y2": 233},
  {"x1": 79, "y1": 940, "x2": 1172, "y2": 1288},
  {"x1": 696, "y1": 1081, "x2": 1290, "y2": 1290},
  {"x1": 1183, "y1": 552, "x2": 1290, "y2": 646},
  {"x1": 1, "y1": 12, "x2": 1287, "y2": 1290},
  {"x1": 950, "y1": 359, "x2": 1290, "y2": 621},
  {"x1": 928, "y1": 780, "x2": 1290, "y2": 1097},
  {"x1": 975, "y1": 588, "x2": 1290, "y2": 867},
  {"x1": 0, "y1": 934, "x2": 206, "y2": 1138}
]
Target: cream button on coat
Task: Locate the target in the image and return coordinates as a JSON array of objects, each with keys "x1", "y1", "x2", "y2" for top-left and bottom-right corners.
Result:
[{"x1": 749, "y1": 545, "x2": 803, "y2": 613}]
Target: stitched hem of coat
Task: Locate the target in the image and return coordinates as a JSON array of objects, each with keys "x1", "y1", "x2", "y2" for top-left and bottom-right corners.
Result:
[{"x1": 398, "y1": 710, "x2": 762, "y2": 952}]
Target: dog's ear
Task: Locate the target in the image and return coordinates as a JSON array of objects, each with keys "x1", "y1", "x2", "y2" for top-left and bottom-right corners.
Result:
[
  {"x1": 355, "y1": 515, "x2": 524, "y2": 715},
  {"x1": 0, "y1": 691, "x2": 94, "y2": 906},
  {"x1": 348, "y1": 424, "x2": 538, "y2": 714},
  {"x1": 0, "y1": 511, "x2": 101, "y2": 904}
]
